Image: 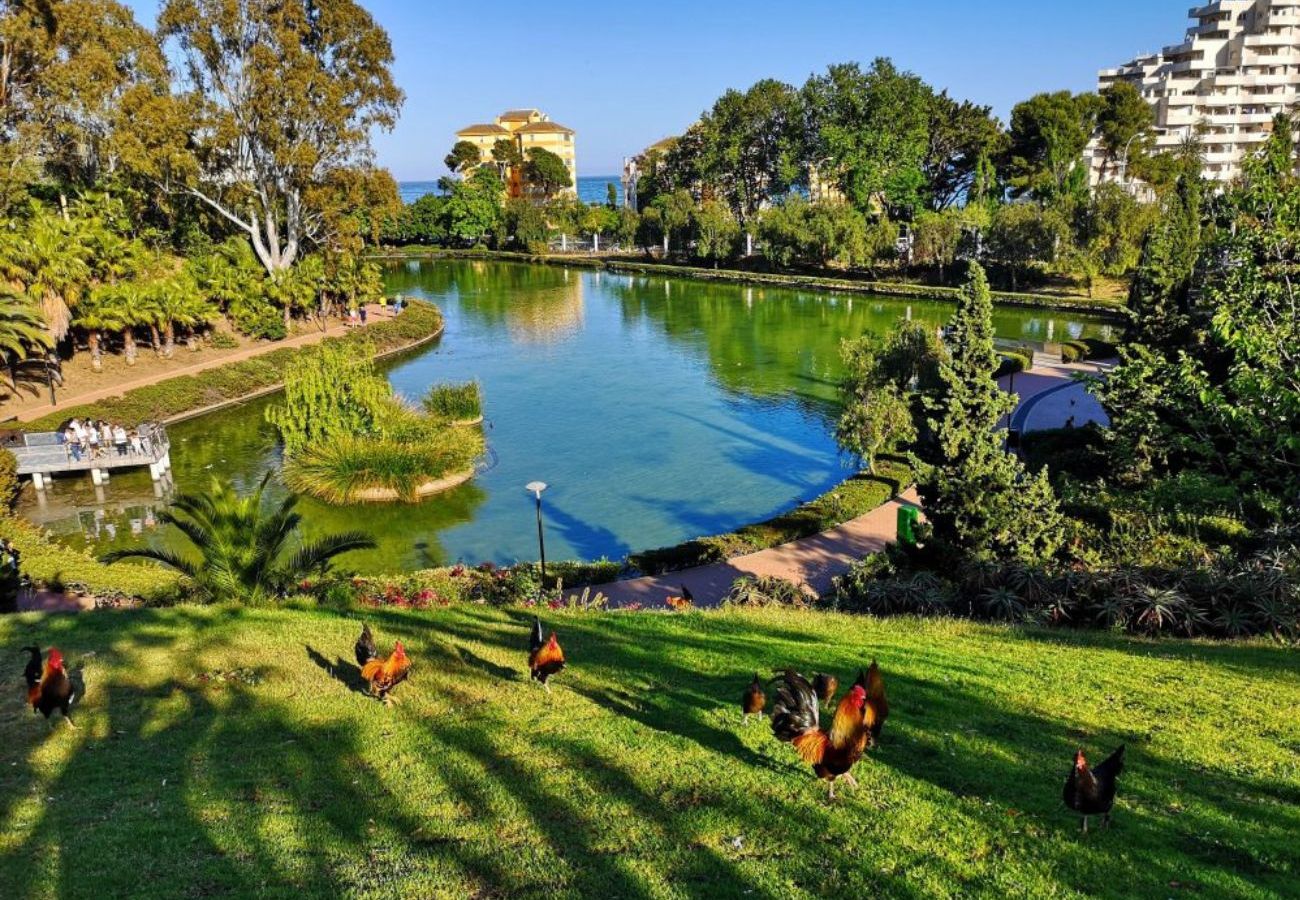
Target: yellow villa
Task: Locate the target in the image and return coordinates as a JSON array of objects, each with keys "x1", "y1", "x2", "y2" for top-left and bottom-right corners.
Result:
[{"x1": 455, "y1": 109, "x2": 577, "y2": 198}]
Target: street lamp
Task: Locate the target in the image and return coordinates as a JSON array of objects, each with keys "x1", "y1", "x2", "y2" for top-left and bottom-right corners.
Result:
[{"x1": 526, "y1": 481, "x2": 548, "y2": 586}]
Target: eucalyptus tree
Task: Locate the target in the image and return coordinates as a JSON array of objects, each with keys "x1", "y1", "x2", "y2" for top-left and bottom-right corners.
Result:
[{"x1": 158, "y1": 0, "x2": 403, "y2": 275}]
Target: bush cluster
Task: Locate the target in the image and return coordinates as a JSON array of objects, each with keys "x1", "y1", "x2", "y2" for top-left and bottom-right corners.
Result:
[
  {"x1": 1060, "y1": 338, "x2": 1119, "y2": 363},
  {"x1": 421, "y1": 382, "x2": 483, "y2": 423},
  {"x1": 0, "y1": 451, "x2": 19, "y2": 512},
  {"x1": 0, "y1": 514, "x2": 182, "y2": 603},
  {"x1": 832, "y1": 532, "x2": 1298, "y2": 640},
  {"x1": 326, "y1": 558, "x2": 623, "y2": 609},
  {"x1": 722, "y1": 575, "x2": 813, "y2": 609}
]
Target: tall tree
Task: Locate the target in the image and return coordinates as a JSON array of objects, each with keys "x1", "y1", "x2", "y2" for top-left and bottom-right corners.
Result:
[
  {"x1": 522, "y1": 147, "x2": 572, "y2": 199},
  {"x1": 1005, "y1": 91, "x2": 1103, "y2": 202},
  {"x1": 924, "y1": 92, "x2": 1006, "y2": 211},
  {"x1": 919, "y1": 263, "x2": 1065, "y2": 564},
  {"x1": 695, "y1": 78, "x2": 805, "y2": 226},
  {"x1": 803, "y1": 59, "x2": 933, "y2": 217},
  {"x1": 445, "y1": 140, "x2": 483, "y2": 176},
  {"x1": 158, "y1": 0, "x2": 403, "y2": 274},
  {"x1": 1095, "y1": 82, "x2": 1154, "y2": 182}
]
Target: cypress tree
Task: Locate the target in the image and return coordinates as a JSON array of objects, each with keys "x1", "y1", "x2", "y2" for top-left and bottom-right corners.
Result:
[{"x1": 918, "y1": 263, "x2": 1065, "y2": 564}]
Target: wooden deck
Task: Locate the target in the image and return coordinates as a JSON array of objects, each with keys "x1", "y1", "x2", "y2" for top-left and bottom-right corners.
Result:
[{"x1": 6, "y1": 425, "x2": 171, "y2": 488}]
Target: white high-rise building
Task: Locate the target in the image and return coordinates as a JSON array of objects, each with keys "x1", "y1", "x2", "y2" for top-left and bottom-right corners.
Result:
[{"x1": 1089, "y1": 1, "x2": 1300, "y2": 188}]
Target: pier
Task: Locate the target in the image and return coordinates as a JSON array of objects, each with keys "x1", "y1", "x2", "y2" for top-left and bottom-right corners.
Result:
[{"x1": 7, "y1": 424, "x2": 172, "y2": 490}]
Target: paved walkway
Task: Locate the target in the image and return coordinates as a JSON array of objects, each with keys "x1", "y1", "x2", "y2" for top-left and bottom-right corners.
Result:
[
  {"x1": 9, "y1": 305, "x2": 398, "y2": 424},
  {"x1": 567, "y1": 489, "x2": 922, "y2": 610}
]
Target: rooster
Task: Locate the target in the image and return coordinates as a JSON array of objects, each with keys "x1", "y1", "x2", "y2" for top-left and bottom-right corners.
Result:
[
  {"x1": 741, "y1": 673, "x2": 765, "y2": 724},
  {"x1": 360, "y1": 638, "x2": 410, "y2": 705},
  {"x1": 354, "y1": 623, "x2": 378, "y2": 669},
  {"x1": 812, "y1": 673, "x2": 838, "y2": 707},
  {"x1": 26, "y1": 647, "x2": 76, "y2": 728},
  {"x1": 771, "y1": 663, "x2": 888, "y2": 799},
  {"x1": 1063, "y1": 744, "x2": 1126, "y2": 832},
  {"x1": 528, "y1": 617, "x2": 565, "y2": 691}
]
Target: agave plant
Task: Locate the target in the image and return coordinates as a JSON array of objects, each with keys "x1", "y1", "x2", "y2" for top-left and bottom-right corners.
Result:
[
  {"x1": 980, "y1": 586, "x2": 1029, "y2": 622},
  {"x1": 101, "y1": 475, "x2": 375, "y2": 604}
]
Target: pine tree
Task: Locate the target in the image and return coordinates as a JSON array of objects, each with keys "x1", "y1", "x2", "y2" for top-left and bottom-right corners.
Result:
[{"x1": 918, "y1": 263, "x2": 1065, "y2": 564}]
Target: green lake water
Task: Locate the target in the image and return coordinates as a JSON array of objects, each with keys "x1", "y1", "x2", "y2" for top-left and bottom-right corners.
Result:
[{"x1": 20, "y1": 260, "x2": 1119, "y2": 573}]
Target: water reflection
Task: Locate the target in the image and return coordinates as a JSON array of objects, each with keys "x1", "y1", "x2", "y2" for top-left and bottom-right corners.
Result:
[{"x1": 20, "y1": 260, "x2": 1120, "y2": 572}]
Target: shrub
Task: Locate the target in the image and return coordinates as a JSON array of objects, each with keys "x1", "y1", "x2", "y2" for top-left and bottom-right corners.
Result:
[
  {"x1": 283, "y1": 430, "x2": 484, "y2": 504},
  {"x1": 422, "y1": 382, "x2": 483, "y2": 423},
  {"x1": 0, "y1": 515, "x2": 183, "y2": 604},
  {"x1": 995, "y1": 349, "x2": 1033, "y2": 379},
  {"x1": 722, "y1": 575, "x2": 812, "y2": 609},
  {"x1": 209, "y1": 330, "x2": 240, "y2": 350},
  {"x1": 0, "y1": 450, "x2": 18, "y2": 512}
]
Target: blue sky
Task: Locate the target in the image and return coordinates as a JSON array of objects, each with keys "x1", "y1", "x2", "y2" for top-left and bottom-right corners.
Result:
[{"x1": 124, "y1": 0, "x2": 1186, "y2": 180}]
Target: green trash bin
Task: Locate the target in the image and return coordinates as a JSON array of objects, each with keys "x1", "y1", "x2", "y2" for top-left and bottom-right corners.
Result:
[{"x1": 897, "y1": 506, "x2": 920, "y2": 547}]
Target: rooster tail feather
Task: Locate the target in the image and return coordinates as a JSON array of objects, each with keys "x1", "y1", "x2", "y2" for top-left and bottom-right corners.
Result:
[
  {"x1": 360, "y1": 658, "x2": 384, "y2": 682},
  {"x1": 1095, "y1": 744, "x2": 1126, "y2": 778},
  {"x1": 770, "y1": 671, "x2": 820, "y2": 743},
  {"x1": 792, "y1": 729, "x2": 829, "y2": 765},
  {"x1": 529, "y1": 616, "x2": 545, "y2": 654}
]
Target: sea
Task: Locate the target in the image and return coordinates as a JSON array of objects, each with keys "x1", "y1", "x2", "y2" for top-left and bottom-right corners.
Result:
[{"x1": 398, "y1": 175, "x2": 622, "y2": 206}]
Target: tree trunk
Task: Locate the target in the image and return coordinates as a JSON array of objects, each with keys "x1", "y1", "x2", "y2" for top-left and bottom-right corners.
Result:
[
  {"x1": 89, "y1": 331, "x2": 103, "y2": 372},
  {"x1": 123, "y1": 329, "x2": 137, "y2": 366},
  {"x1": 283, "y1": 302, "x2": 292, "y2": 330},
  {"x1": 149, "y1": 324, "x2": 162, "y2": 354},
  {"x1": 163, "y1": 322, "x2": 176, "y2": 359}
]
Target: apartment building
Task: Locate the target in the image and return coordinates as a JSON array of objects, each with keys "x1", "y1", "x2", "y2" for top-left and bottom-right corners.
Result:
[
  {"x1": 1089, "y1": 0, "x2": 1300, "y2": 187},
  {"x1": 455, "y1": 110, "x2": 577, "y2": 197}
]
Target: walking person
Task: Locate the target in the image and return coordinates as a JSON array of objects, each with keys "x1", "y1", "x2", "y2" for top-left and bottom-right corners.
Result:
[
  {"x1": 64, "y1": 426, "x2": 81, "y2": 462},
  {"x1": 87, "y1": 424, "x2": 101, "y2": 458},
  {"x1": 114, "y1": 424, "x2": 129, "y2": 457},
  {"x1": 359, "y1": 304, "x2": 368, "y2": 326}
]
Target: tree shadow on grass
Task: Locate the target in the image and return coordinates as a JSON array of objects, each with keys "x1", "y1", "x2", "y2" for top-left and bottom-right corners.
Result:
[{"x1": 1, "y1": 604, "x2": 1296, "y2": 898}]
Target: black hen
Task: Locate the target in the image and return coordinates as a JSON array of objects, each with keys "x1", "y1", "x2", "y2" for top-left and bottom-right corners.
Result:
[
  {"x1": 681, "y1": 583, "x2": 695, "y2": 604},
  {"x1": 354, "y1": 623, "x2": 378, "y2": 668},
  {"x1": 1063, "y1": 744, "x2": 1126, "y2": 832},
  {"x1": 21, "y1": 646, "x2": 42, "y2": 690}
]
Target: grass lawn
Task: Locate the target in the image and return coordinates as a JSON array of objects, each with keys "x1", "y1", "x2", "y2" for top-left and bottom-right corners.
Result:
[{"x1": 1, "y1": 605, "x2": 1296, "y2": 899}]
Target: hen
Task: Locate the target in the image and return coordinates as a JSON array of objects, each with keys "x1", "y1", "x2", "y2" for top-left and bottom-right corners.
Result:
[
  {"x1": 812, "y1": 673, "x2": 838, "y2": 707},
  {"x1": 360, "y1": 638, "x2": 410, "y2": 704},
  {"x1": 771, "y1": 668, "x2": 882, "y2": 799},
  {"x1": 1063, "y1": 744, "x2": 1126, "y2": 832},
  {"x1": 354, "y1": 623, "x2": 378, "y2": 669},
  {"x1": 528, "y1": 617, "x2": 565, "y2": 691},
  {"x1": 21, "y1": 646, "x2": 41, "y2": 691},
  {"x1": 27, "y1": 647, "x2": 76, "y2": 727},
  {"x1": 741, "y1": 673, "x2": 766, "y2": 724}
]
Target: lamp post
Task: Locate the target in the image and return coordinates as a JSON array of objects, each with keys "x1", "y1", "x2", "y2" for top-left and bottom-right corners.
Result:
[{"x1": 526, "y1": 481, "x2": 548, "y2": 585}]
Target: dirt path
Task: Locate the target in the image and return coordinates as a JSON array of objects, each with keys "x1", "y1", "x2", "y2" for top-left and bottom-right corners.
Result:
[{"x1": 6, "y1": 305, "x2": 398, "y2": 425}]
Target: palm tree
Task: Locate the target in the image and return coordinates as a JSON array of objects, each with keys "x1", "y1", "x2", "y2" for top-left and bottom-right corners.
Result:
[
  {"x1": 13, "y1": 210, "x2": 90, "y2": 340},
  {"x1": 76, "y1": 288, "x2": 127, "y2": 372},
  {"x1": 148, "y1": 271, "x2": 217, "y2": 357},
  {"x1": 0, "y1": 287, "x2": 54, "y2": 391},
  {"x1": 101, "y1": 475, "x2": 375, "y2": 604}
]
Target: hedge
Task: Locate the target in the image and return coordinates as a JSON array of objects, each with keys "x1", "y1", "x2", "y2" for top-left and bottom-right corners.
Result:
[
  {"x1": 1061, "y1": 337, "x2": 1120, "y2": 363},
  {"x1": 369, "y1": 248, "x2": 1130, "y2": 318},
  {"x1": 24, "y1": 301, "x2": 445, "y2": 431},
  {"x1": 0, "y1": 514, "x2": 183, "y2": 603}
]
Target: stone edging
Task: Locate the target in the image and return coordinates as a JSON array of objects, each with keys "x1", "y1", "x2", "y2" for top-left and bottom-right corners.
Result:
[{"x1": 349, "y1": 468, "x2": 475, "y2": 503}]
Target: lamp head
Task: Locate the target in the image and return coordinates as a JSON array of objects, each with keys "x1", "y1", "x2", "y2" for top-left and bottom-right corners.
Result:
[{"x1": 526, "y1": 481, "x2": 548, "y2": 498}]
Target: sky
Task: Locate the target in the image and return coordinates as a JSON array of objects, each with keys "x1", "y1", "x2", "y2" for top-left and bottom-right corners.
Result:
[{"x1": 123, "y1": 0, "x2": 1188, "y2": 181}]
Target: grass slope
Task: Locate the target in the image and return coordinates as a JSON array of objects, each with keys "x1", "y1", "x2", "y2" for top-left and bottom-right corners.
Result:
[{"x1": 1, "y1": 606, "x2": 1296, "y2": 899}]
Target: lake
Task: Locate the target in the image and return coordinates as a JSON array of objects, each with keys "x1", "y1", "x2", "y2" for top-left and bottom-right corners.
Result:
[
  {"x1": 21, "y1": 260, "x2": 1118, "y2": 574},
  {"x1": 399, "y1": 177, "x2": 623, "y2": 206}
]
